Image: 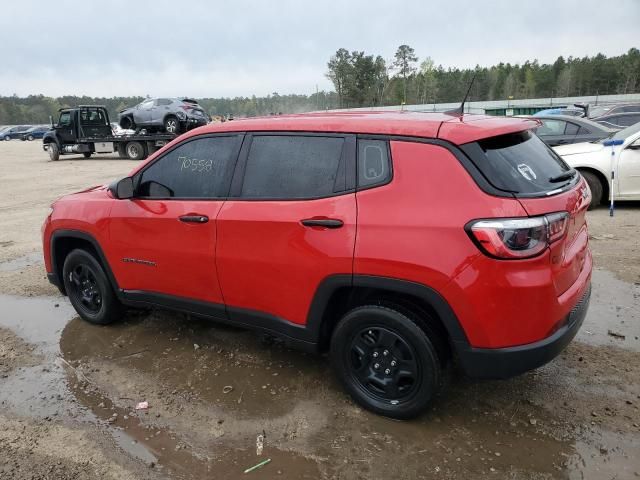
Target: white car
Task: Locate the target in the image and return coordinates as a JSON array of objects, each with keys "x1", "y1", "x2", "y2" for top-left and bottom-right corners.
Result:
[{"x1": 554, "y1": 122, "x2": 640, "y2": 208}]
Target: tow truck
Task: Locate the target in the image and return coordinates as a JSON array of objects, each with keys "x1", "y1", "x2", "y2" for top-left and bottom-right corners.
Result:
[{"x1": 43, "y1": 105, "x2": 179, "y2": 161}]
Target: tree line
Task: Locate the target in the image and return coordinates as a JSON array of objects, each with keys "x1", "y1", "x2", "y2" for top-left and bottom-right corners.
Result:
[
  {"x1": 0, "y1": 47, "x2": 638, "y2": 124},
  {"x1": 327, "y1": 46, "x2": 640, "y2": 108}
]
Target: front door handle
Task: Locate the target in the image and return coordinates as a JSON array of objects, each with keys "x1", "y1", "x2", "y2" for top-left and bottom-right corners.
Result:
[
  {"x1": 301, "y1": 218, "x2": 343, "y2": 229},
  {"x1": 179, "y1": 215, "x2": 209, "y2": 224}
]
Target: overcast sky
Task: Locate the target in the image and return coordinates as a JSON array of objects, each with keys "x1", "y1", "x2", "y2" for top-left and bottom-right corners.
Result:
[{"x1": 1, "y1": 0, "x2": 637, "y2": 98}]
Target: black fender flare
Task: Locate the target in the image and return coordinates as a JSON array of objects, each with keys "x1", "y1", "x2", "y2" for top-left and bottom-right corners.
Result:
[
  {"x1": 42, "y1": 132, "x2": 60, "y2": 147},
  {"x1": 305, "y1": 274, "x2": 470, "y2": 347},
  {"x1": 50, "y1": 229, "x2": 120, "y2": 294}
]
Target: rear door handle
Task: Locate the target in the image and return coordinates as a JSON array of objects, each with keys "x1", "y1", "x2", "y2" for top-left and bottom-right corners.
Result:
[
  {"x1": 301, "y1": 218, "x2": 343, "y2": 229},
  {"x1": 179, "y1": 215, "x2": 209, "y2": 224}
]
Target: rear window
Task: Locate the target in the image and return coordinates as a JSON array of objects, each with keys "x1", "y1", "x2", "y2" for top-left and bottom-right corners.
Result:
[{"x1": 461, "y1": 130, "x2": 573, "y2": 195}]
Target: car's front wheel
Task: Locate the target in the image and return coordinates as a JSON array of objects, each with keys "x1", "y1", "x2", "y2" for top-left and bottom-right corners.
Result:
[
  {"x1": 27, "y1": 135, "x2": 34, "y2": 141},
  {"x1": 330, "y1": 305, "x2": 442, "y2": 419},
  {"x1": 120, "y1": 116, "x2": 135, "y2": 131},
  {"x1": 62, "y1": 249, "x2": 124, "y2": 325},
  {"x1": 48, "y1": 143, "x2": 60, "y2": 161}
]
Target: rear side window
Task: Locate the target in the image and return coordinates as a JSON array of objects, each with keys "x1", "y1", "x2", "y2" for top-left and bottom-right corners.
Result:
[
  {"x1": 564, "y1": 122, "x2": 580, "y2": 135},
  {"x1": 461, "y1": 130, "x2": 573, "y2": 195},
  {"x1": 240, "y1": 136, "x2": 345, "y2": 199},
  {"x1": 138, "y1": 135, "x2": 241, "y2": 198},
  {"x1": 358, "y1": 139, "x2": 391, "y2": 188}
]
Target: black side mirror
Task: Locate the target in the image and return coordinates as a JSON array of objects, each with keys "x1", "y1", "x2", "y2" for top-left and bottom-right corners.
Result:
[{"x1": 109, "y1": 177, "x2": 134, "y2": 199}]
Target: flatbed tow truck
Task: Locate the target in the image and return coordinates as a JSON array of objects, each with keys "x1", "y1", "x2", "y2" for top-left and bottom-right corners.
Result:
[{"x1": 43, "y1": 105, "x2": 179, "y2": 161}]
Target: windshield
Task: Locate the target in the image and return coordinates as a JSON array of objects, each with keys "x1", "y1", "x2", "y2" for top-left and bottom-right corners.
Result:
[{"x1": 612, "y1": 121, "x2": 640, "y2": 141}]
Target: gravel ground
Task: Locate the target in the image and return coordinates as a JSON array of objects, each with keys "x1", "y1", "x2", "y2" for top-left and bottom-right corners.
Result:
[{"x1": 0, "y1": 140, "x2": 639, "y2": 479}]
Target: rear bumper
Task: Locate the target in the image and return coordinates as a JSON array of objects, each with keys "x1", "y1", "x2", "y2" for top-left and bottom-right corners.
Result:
[{"x1": 457, "y1": 283, "x2": 590, "y2": 379}]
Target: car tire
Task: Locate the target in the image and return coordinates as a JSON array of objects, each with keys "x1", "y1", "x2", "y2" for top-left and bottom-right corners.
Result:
[
  {"x1": 4, "y1": 136, "x2": 10, "y2": 141},
  {"x1": 120, "y1": 116, "x2": 135, "y2": 130},
  {"x1": 164, "y1": 116, "x2": 180, "y2": 134},
  {"x1": 581, "y1": 170, "x2": 603, "y2": 210},
  {"x1": 48, "y1": 143, "x2": 60, "y2": 161},
  {"x1": 116, "y1": 143, "x2": 127, "y2": 159},
  {"x1": 27, "y1": 135, "x2": 34, "y2": 141},
  {"x1": 62, "y1": 249, "x2": 124, "y2": 325},
  {"x1": 83, "y1": 152, "x2": 92, "y2": 159},
  {"x1": 125, "y1": 141, "x2": 145, "y2": 160},
  {"x1": 330, "y1": 305, "x2": 442, "y2": 419}
]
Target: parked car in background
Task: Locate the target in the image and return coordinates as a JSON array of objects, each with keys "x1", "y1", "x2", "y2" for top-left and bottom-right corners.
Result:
[
  {"x1": 554, "y1": 122, "x2": 640, "y2": 208},
  {"x1": 588, "y1": 103, "x2": 640, "y2": 119},
  {"x1": 532, "y1": 115, "x2": 615, "y2": 146},
  {"x1": 2, "y1": 125, "x2": 31, "y2": 140},
  {"x1": 534, "y1": 107, "x2": 585, "y2": 117},
  {"x1": 43, "y1": 112, "x2": 592, "y2": 419},
  {"x1": 20, "y1": 125, "x2": 50, "y2": 141},
  {"x1": 592, "y1": 112, "x2": 640, "y2": 130},
  {"x1": 118, "y1": 98, "x2": 208, "y2": 134}
]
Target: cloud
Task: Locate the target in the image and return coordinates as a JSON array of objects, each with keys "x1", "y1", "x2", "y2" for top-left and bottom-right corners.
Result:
[{"x1": 1, "y1": 0, "x2": 637, "y2": 97}]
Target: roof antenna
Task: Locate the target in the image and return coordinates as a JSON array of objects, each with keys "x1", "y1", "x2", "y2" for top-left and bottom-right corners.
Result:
[{"x1": 445, "y1": 72, "x2": 477, "y2": 116}]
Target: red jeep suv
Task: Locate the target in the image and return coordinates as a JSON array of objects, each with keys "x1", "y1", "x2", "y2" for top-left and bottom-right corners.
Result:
[{"x1": 42, "y1": 112, "x2": 592, "y2": 419}]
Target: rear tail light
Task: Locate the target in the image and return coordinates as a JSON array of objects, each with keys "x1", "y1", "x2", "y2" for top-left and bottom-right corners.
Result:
[{"x1": 467, "y1": 212, "x2": 569, "y2": 259}]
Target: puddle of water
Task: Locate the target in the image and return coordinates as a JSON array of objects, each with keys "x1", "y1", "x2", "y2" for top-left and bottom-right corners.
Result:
[
  {"x1": 0, "y1": 252, "x2": 43, "y2": 272},
  {"x1": 0, "y1": 265, "x2": 638, "y2": 479},
  {"x1": 0, "y1": 294, "x2": 320, "y2": 478},
  {"x1": 577, "y1": 269, "x2": 640, "y2": 352}
]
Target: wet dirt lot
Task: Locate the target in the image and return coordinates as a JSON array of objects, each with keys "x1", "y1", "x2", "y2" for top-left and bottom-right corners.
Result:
[{"x1": 1, "y1": 141, "x2": 639, "y2": 479}]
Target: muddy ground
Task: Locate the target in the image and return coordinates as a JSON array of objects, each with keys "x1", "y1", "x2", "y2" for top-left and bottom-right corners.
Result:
[{"x1": 0, "y1": 140, "x2": 639, "y2": 479}]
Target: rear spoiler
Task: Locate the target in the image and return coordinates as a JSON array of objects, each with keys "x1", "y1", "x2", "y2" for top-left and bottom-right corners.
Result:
[{"x1": 573, "y1": 103, "x2": 589, "y2": 116}]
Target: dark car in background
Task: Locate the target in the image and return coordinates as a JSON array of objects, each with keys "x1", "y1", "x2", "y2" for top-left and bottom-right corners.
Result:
[
  {"x1": 592, "y1": 112, "x2": 640, "y2": 130},
  {"x1": 2, "y1": 125, "x2": 31, "y2": 140},
  {"x1": 532, "y1": 115, "x2": 615, "y2": 146},
  {"x1": 588, "y1": 103, "x2": 640, "y2": 119},
  {"x1": 118, "y1": 98, "x2": 208, "y2": 134},
  {"x1": 20, "y1": 125, "x2": 50, "y2": 141}
]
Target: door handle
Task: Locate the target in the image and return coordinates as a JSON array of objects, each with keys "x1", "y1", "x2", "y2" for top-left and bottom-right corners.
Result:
[
  {"x1": 179, "y1": 215, "x2": 209, "y2": 224},
  {"x1": 301, "y1": 218, "x2": 343, "y2": 229}
]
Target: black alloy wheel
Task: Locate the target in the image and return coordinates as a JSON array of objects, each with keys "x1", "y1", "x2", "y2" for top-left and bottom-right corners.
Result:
[
  {"x1": 62, "y1": 249, "x2": 124, "y2": 325},
  {"x1": 330, "y1": 305, "x2": 442, "y2": 419},
  {"x1": 348, "y1": 326, "x2": 420, "y2": 401},
  {"x1": 67, "y1": 263, "x2": 103, "y2": 314}
]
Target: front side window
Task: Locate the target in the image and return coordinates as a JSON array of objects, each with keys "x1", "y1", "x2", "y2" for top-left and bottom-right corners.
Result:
[
  {"x1": 59, "y1": 112, "x2": 71, "y2": 126},
  {"x1": 137, "y1": 135, "x2": 242, "y2": 198},
  {"x1": 140, "y1": 100, "x2": 154, "y2": 109},
  {"x1": 537, "y1": 119, "x2": 565, "y2": 136},
  {"x1": 240, "y1": 135, "x2": 345, "y2": 199}
]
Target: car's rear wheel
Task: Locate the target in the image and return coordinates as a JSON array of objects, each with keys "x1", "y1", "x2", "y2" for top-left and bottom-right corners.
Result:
[
  {"x1": 581, "y1": 170, "x2": 603, "y2": 210},
  {"x1": 62, "y1": 249, "x2": 124, "y2": 325},
  {"x1": 330, "y1": 305, "x2": 442, "y2": 419},
  {"x1": 48, "y1": 143, "x2": 60, "y2": 161},
  {"x1": 125, "y1": 141, "x2": 145, "y2": 160},
  {"x1": 83, "y1": 152, "x2": 92, "y2": 158},
  {"x1": 164, "y1": 116, "x2": 180, "y2": 134},
  {"x1": 27, "y1": 135, "x2": 34, "y2": 141}
]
